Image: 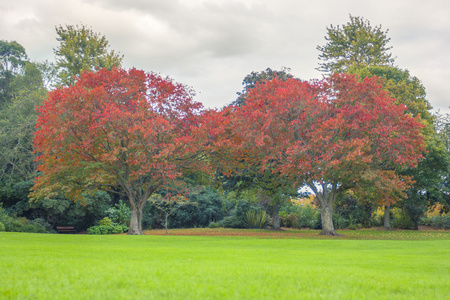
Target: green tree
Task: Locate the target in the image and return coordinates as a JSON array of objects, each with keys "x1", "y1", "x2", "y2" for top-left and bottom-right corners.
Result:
[
  {"x1": 232, "y1": 67, "x2": 293, "y2": 107},
  {"x1": 54, "y1": 24, "x2": 123, "y2": 86},
  {"x1": 0, "y1": 61, "x2": 47, "y2": 206},
  {"x1": 350, "y1": 66, "x2": 432, "y2": 124},
  {"x1": 317, "y1": 15, "x2": 395, "y2": 73},
  {"x1": 350, "y1": 66, "x2": 447, "y2": 230},
  {"x1": 0, "y1": 40, "x2": 27, "y2": 105}
]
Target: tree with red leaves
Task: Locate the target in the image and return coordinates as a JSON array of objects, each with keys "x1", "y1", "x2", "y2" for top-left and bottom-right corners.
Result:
[
  {"x1": 220, "y1": 73, "x2": 425, "y2": 236},
  {"x1": 31, "y1": 68, "x2": 203, "y2": 235}
]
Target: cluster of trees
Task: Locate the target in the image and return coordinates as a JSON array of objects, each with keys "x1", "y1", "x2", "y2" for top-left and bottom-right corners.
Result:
[{"x1": 1, "y1": 17, "x2": 449, "y2": 236}]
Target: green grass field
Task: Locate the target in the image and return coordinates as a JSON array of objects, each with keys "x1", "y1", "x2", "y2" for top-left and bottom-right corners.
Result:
[{"x1": 1, "y1": 230, "x2": 449, "y2": 299}]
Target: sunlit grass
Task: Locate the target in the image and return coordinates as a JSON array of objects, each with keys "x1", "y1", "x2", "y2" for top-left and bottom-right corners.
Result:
[
  {"x1": 1, "y1": 231, "x2": 448, "y2": 299},
  {"x1": 144, "y1": 227, "x2": 450, "y2": 240}
]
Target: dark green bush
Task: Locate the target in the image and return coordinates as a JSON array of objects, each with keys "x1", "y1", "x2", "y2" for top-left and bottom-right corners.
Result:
[
  {"x1": 334, "y1": 194, "x2": 377, "y2": 228},
  {"x1": 393, "y1": 211, "x2": 415, "y2": 229},
  {"x1": 347, "y1": 223, "x2": 357, "y2": 230},
  {"x1": 426, "y1": 215, "x2": 450, "y2": 229},
  {"x1": 221, "y1": 195, "x2": 266, "y2": 229},
  {"x1": 22, "y1": 224, "x2": 46, "y2": 233},
  {"x1": 105, "y1": 200, "x2": 130, "y2": 226},
  {"x1": 279, "y1": 211, "x2": 299, "y2": 228},
  {"x1": 297, "y1": 206, "x2": 320, "y2": 229},
  {"x1": 0, "y1": 215, "x2": 25, "y2": 232},
  {"x1": 333, "y1": 213, "x2": 349, "y2": 229},
  {"x1": 279, "y1": 203, "x2": 320, "y2": 229},
  {"x1": 208, "y1": 221, "x2": 220, "y2": 228},
  {"x1": 86, "y1": 226, "x2": 101, "y2": 235},
  {"x1": 87, "y1": 224, "x2": 128, "y2": 235},
  {"x1": 221, "y1": 215, "x2": 245, "y2": 228},
  {"x1": 143, "y1": 187, "x2": 226, "y2": 229},
  {"x1": 0, "y1": 222, "x2": 5, "y2": 231}
]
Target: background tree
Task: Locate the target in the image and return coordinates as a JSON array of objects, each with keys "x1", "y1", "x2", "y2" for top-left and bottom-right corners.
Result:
[
  {"x1": 223, "y1": 67, "x2": 296, "y2": 229},
  {"x1": 31, "y1": 68, "x2": 204, "y2": 235},
  {"x1": 149, "y1": 186, "x2": 198, "y2": 234},
  {"x1": 54, "y1": 24, "x2": 123, "y2": 86},
  {"x1": 317, "y1": 15, "x2": 395, "y2": 73},
  {"x1": 349, "y1": 66, "x2": 447, "y2": 229},
  {"x1": 318, "y1": 16, "x2": 446, "y2": 230},
  {"x1": 220, "y1": 74, "x2": 425, "y2": 235},
  {"x1": 350, "y1": 66, "x2": 432, "y2": 123},
  {"x1": 0, "y1": 52, "x2": 47, "y2": 207},
  {"x1": 231, "y1": 67, "x2": 293, "y2": 107},
  {"x1": 0, "y1": 40, "x2": 28, "y2": 105}
]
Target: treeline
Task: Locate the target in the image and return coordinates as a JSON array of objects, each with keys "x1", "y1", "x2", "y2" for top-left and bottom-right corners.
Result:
[{"x1": 0, "y1": 17, "x2": 449, "y2": 235}]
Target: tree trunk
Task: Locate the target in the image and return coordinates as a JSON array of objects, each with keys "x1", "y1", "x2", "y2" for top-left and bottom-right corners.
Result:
[
  {"x1": 319, "y1": 202, "x2": 340, "y2": 236},
  {"x1": 308, "y1": 181, "x2": 341, "y2": 236},
  {"x1": 383, "y1": 205, "x2": 391, "y2": 231},
  {"x1": 164, "y1": 214, "x2": 169, "y2": 234},
  {"x1": 128, "y1": 206, "x2": 144, "y2": 235},
  {"x1": 271, "y1": 201, "x2": 281, "y2": 229}
]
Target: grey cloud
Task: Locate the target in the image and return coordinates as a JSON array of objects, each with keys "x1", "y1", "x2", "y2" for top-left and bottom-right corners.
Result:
[{"x1": 1, "y1": 0, "x2": 449, "y2": 112}]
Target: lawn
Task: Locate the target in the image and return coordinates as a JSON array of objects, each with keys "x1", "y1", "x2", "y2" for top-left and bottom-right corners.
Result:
[{"x1": 1, "y1": 230, "x2": 449, "y2": 299}]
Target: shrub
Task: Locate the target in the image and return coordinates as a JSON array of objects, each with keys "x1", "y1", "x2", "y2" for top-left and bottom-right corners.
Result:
[
  {"x1": 0, "y1": 222, "x2": 5, "y2": 231},
  {"x1": 87, "y1": 224, "x2": 128, "y2": 235},
  {"x1": 98, "y1": 217, "x2": 113, "y2": 226},
  {"x1": 333, "y1": 213, "x2": 349, "y2": 229},
  {"x1": 347, "y1": 223, "x2": 357, "y2": 230},
  {"x1": 393, "y1": 211, "x2": 415, "y2": 229},
  {"x1": 297, "y1": 206, "x2": 320, "y2": 229},
  {"x1": 279, "y1": 211, "x2": 299, "y2": 228},
  {"x1": 1, "y1": 216, "x2": 25, "y2": 232},
  {"x1": 87, "y1": 226, "x2": 101, "y2": 235},
  {"x1": 419, "y1": 215, "x2": 433, "y2": 226},
  {"x1": 208, "y1": 221, "x2": 220, "y2": 228},
  {"x1": 221, "y1": 215, "x2": 245, "y2": 228},
  {"x1": 430, "y1": 215, "x2": 450, "y2": 229},
  {"x1": 443, "y1": 216, "x2": 450, "y2": 229},
  {"x1": 244, "y1": 210, "x2": 269, "y2": 229},
  {"x1": 220, "y1": 196, "x2": 263, "y2": 229},
  {"x1": 105, "y1": 200, "x2": 130, "y2": 226},
  {"x1": 143, "y1": 187, "x2": 225, "y2": 229},
  {"x1": 23, "y1": 224, "x2": 46, "y2": 233},
  {"x1": 29, "y1": 218, "x2": 52, "y2": 233}
]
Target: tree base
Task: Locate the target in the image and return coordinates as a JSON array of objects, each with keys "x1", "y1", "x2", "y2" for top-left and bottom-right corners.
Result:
[
  {"x1": 127, "y1": 228, "x2": 144, "y2": 235},
  {"x1": 319, "y1": 230, "x2": 343, "y2": 236},
  {"x1": 268, "y1": 227, "x2": 284, "y2": 231}
]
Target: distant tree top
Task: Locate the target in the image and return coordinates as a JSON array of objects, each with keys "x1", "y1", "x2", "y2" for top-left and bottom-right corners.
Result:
[{"x1": 317, "y1": 15, "x2": 395, "y2": 74}]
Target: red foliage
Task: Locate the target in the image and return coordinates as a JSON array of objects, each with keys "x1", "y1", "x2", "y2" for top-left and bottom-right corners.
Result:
[
  {"x1": 31, "y1": 68, "x2": 205, "y2": 233},
  {"x1": 206, "y1": 73, "x2": 425, "y2": 235}
]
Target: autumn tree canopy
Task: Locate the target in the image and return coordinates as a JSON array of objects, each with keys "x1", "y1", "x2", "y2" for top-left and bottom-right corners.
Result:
[
  {"x1": 213, "y1": 73, "x2": 425, "y2": 236},
  {"x1": 31, "y1": 68, "x2": 204, "y2": 235}
]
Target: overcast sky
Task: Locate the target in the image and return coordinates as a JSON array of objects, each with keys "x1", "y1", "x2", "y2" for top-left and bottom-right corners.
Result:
[{"x1": 1, "y1": 0, "x2": 449, "y2": 114}]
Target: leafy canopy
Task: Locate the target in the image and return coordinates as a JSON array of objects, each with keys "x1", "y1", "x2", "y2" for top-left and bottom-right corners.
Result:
[
  {"x1": 208, "y1": 73, "x2": 425, "y2": 235},
  {"x1": 317, "y1": 15, "x2": 395, "y2": 73},
  {"x1": 0, "y1": 40, "x2": 28, "y2": 105},
  {"x1": 31, "y1": 68, "x2": 203, "y2": 203},
  {"x1": 54, "y1": 24, "x2": 123, "y2": 86},
  {"x1": 232, "y1": 67, "x2": 293, "y2": 107}
]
